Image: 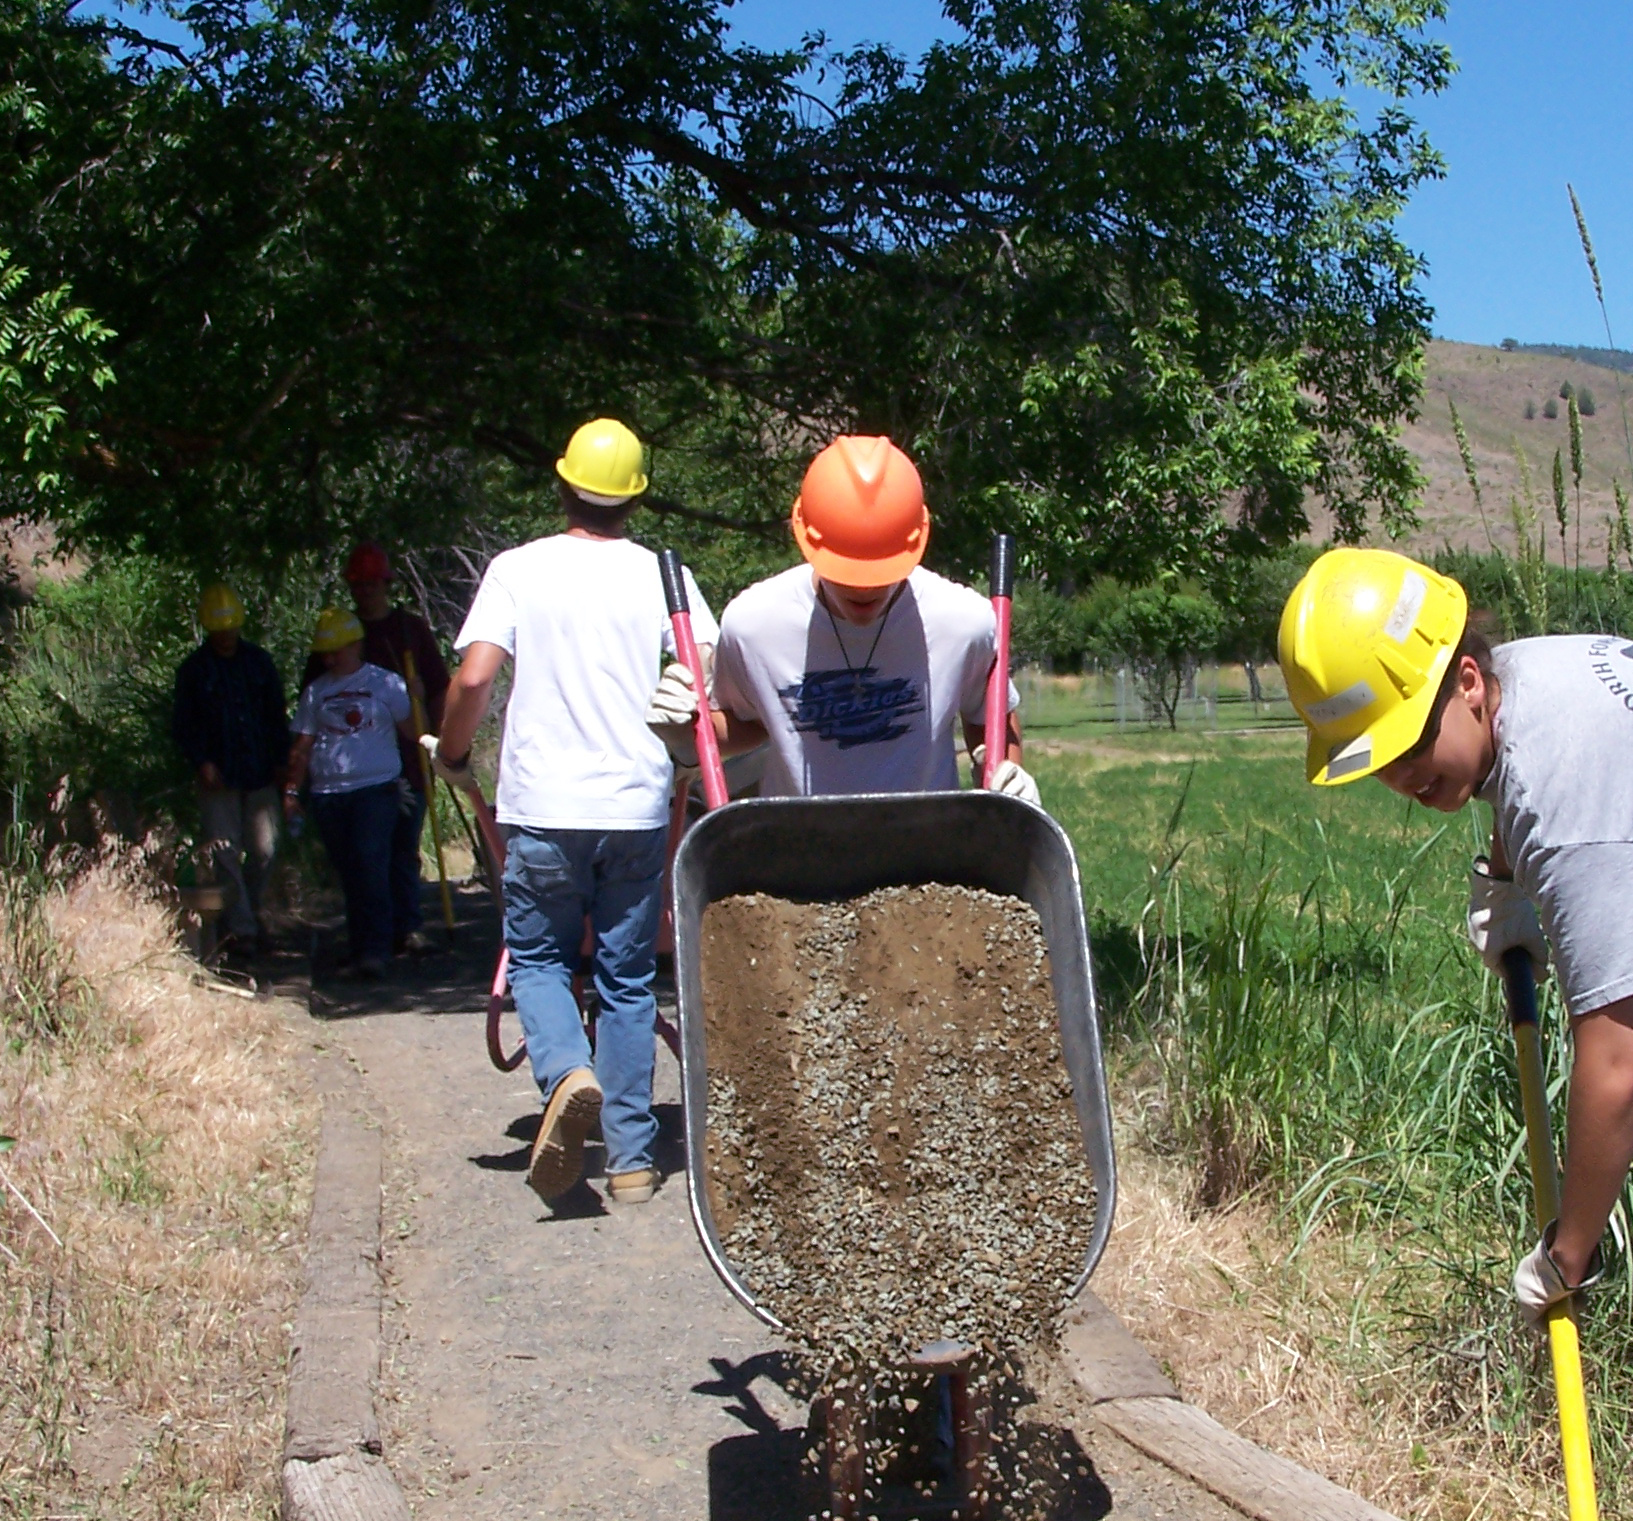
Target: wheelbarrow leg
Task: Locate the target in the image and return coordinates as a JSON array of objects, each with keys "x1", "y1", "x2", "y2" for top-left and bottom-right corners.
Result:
[
  {"x1": 949, "y1": 1363, "x2": 992, "y2": 1519},
  {"x1": 825, "y1": 1382, "x2": 869, "y2": 1520}
]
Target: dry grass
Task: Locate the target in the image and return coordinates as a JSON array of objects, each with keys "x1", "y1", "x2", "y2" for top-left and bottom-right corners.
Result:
[
  {"x1": 1096, "y1": 1120, "x2": 1557, "y2": 1521},
  {"x1": 0, "y1": 859, "x2": 316, "y2": 1518}
]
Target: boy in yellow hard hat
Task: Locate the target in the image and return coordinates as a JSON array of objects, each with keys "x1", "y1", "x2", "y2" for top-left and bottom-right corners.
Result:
[
  {"x1": 426, "y1": 419, "x2": 719, "y2": 1208},
  {"x1": 171, "y1": 583, "x2": 290, "y2": 954},
  {"x1": 646, "y1": 435, "x2": 1037, "y2": 802},
  {"x1": 1280, "y1": 547, "x2": 1632, "y2": 1323}
]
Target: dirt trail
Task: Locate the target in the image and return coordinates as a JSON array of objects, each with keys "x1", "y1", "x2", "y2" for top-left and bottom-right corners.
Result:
[{"x1": 293, "y1": 882, "x2": 1242, "y2": 1519}]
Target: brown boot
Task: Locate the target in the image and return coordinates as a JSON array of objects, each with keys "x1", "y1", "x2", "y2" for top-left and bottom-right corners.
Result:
[
  {"x1": 607, "y1": 1168, "x2": 658, "y2": 1204},
  {"x1": 529, "y1": 1069, "x2": 603, "y2": 1201}
]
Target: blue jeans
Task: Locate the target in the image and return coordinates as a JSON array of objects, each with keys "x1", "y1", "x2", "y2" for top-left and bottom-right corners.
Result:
[
  {"x1": 391, "y1": 779, "x2": 427, "y2": 938},
  {"x1": 309, "y1": 782, "x2": 399, "y2": 963},
  {"x1": 502, "y1": 826, "x2": 667, "y2": 1175}
]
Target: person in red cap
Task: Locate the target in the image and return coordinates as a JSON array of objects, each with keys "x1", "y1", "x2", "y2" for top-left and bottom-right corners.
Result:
[
  {"x1": 647, "y1": 435, "x2": 1039, "y2": 802},
  {"x1": 304, "y1": 542, "x2": 451, "y2": 953}
]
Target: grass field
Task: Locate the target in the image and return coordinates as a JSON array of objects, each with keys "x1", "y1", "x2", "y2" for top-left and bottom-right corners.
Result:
[{"x1": 1029, "y1": 728, "x2": 1633, "y2": 1516}]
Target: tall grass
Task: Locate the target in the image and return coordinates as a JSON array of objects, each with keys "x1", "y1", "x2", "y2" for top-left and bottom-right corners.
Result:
[{"x1": 1039, "y1": 742, "x2": 1633, "y2": 1508}]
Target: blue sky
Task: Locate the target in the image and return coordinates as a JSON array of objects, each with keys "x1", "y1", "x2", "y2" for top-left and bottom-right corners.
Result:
[{"x1": 726, "y1": 0, "x2": 1633, "y2": 350}]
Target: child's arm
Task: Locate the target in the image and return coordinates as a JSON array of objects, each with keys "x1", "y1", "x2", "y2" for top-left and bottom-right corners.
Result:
[{"x1": 1554, "y1": 997, "x2": 1633, "y2": 1284}]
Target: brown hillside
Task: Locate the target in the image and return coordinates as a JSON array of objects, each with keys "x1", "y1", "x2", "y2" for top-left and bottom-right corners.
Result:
[{"x1": 1364, "y1": 340, "x2": 1633, "y2": 560}]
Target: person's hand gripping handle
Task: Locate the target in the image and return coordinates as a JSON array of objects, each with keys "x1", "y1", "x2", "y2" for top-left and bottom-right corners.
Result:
[
  {"x1": 659, "y1": 550, "x2": 729, "y2": 812},
  {"x1": 1502, "y1": 946, "x2": 1599, "y2": 1521},
  {"x1": 982, "y1": 533, "x2": 1016, "y2": 791}
]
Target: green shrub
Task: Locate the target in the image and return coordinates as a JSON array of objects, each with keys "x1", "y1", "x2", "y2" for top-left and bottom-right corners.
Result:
[
  {"x1": 1580, "y1": 385, "x2": 1598, "y2": 416},
  {"x1": 1543, "y1": 397, "x2": 1559, "y2": 420}
]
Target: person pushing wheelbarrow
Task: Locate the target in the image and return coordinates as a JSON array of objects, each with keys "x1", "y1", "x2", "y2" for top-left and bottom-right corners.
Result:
[
  {"x1": 645, "y1": 433, "x2": 1041, "y2": 805},
  {"x1": 425, "y1": 418, "x2": 719, "y2": 1209},
  {"x1": 1280, "y1": 547, "x2": 1625, "y2": 1519}
]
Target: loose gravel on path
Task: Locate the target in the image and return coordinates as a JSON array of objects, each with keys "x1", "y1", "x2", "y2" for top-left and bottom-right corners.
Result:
[{"x1": 302, "y1": 884, "x2": 1244, "y2": 1520}]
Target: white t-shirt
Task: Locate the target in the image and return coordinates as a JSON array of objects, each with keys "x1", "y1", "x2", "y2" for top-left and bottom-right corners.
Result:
[
  {"x1": 1479, "y1": 636, "x2": 1633, "y2": 1017},
  {"x1": 293, "y1": 663, "x2": 411, "y2": 794},
  {"x1": 714, "y1": 564, "x2": 1018, "y2": 797},
  {"x1": 455, "y1": 535, "x2": 719, "y2": 830}
]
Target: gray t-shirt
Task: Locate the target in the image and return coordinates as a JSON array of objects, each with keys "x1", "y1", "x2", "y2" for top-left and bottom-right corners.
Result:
[{"x1": 1479, "y1": 635, "x2": 1633, "y2": 1016}]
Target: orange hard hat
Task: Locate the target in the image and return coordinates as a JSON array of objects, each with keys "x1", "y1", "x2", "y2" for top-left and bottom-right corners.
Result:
[
  {"x1": 344, "y1": 541, "x2": 392, "y2": 583},
  {"x1": 790, "y1": 435, "x2": 929, "y2": 587}
]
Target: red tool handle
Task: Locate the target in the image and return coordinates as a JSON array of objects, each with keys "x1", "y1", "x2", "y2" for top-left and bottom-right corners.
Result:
[
  {"x1": 659, "y1": 549, "x2": 729, "y2": 812},
  {"x1": 982, "y1": 532, "x2": 1015, "y2": 790}
]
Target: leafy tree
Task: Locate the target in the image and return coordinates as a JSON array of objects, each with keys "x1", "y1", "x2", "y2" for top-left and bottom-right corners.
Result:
[
  {"x1": 6, "y1": 0, "x2": 1451, "y2": 582},
  {"x1": 1104, "y1": 581, "x2": 1222, "y2": 728},
  {"x1": 1500, "y1": 337, "x2": 1518, "y2": 351}
]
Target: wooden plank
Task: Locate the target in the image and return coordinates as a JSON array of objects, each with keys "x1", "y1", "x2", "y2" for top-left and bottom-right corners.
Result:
[
  {"x1": 285, "y1": 1104, "x2": 384, "y2": 1463},
  {"x1": 1096, "y1": 1396, "x2": 1401, "y2": 1521},
  {"x1": 282, "y1": 1453, "x2": 413, "y2": 1521},
  {"x1": 1061, "y1": 1291, "x2": 1178, "y2": 1403}
]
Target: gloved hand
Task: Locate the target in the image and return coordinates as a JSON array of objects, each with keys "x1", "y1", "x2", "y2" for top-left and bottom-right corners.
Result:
[
  {"x1": 1468, "y1": 856, "x2": 1549, "y2": 980},
  {"x1": 1514, "y1": 1221, "x2": 1604, "y2": 1327},
  {"x1": 646, "y1": 663, "x2": 701, "y2": 727},
  {"x1": 420, "y1": 733, "x2": 473, "y2": 789},
  {"x1": 970, "y1": 744, "x2": 1042, "y2": 807}
]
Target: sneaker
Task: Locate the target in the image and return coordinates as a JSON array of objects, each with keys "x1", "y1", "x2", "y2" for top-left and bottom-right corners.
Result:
[
  {"x1": 607, "y1": 1168, "x2": 658, "y2": 1205},
  {"x1": 355, "y1": 956, "x2": 387, "y2": 981},
  {"x1": 529, "y1": 1069, "x2": 603, "y2": 1202},
  {"x1": 394, "y1": 929, "x2": 434, "y2": 956}
]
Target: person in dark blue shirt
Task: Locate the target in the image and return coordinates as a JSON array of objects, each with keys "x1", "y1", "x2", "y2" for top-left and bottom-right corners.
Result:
[{"x1": 171, "y1": 583, "x2": 291, "y2": 951}]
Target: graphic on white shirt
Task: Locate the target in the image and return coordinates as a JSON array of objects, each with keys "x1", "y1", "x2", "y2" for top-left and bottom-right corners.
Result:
[{"x1": 778, "y1": 667, "x2": 926, "y2": 749}]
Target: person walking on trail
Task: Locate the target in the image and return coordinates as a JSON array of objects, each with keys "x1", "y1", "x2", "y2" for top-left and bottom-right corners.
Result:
[
  {"x1": 171, "y1": 582, "x2": 290, "y2": 955},
  {"x1": 285, "y1": 607, "x2": 416, "y2": 981},
  {"x1": 302, "y1": 542, "x2": 451, "y2": 955},
  {"x1": 424, "y1": 418, "x2": 719, "y2": 1209},
  {"x1": 645, "y1": 434, "x2": 1040, "y2": 804},
  {"x1": 1279, "y1": 546, "x2": 1633, "y2": 1325}
]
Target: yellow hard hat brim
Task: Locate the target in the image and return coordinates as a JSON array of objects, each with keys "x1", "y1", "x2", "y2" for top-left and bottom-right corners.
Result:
[
  {"x1": 555, "y1": 458, "x2": 648, "y2": 499},
  {"x1": 1305, "y1": 642, "x2": 1457, "y2": 786}
]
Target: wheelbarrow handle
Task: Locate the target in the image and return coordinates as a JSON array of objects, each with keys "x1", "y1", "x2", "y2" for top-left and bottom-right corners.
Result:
[
  {"x1": 982, "y1": 532, "x2": 1016, "y2": 790},
  {"x1": 659, "y1": 549, "x2": 730, "y2": 812}
]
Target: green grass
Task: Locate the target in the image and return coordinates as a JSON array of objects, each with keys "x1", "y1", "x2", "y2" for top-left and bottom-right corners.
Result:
[{"x1": 1035, "y1": 736, "x2": 1633, "y2": 1503}]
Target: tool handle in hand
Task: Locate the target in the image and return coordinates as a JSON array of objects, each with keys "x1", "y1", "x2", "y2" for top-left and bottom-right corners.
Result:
[
  {"x1": 658, "y1": 549, "x2": 728, "y2": 812},
  {"x1": 983, "y1": 532, "x2": 1016, "y2": 790}
]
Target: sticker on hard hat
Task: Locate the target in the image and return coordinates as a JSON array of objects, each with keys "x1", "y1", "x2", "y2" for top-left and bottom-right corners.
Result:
[
  {"x1": 1325, "y1": 734, "x2": 1373, "y2": 780},
  {"x1": 1305, "y1": 679, "x2": 1376, "y2": 726},
  {"x1": 1383, "y1": 571, "x2": 1426, "y2": 644}
]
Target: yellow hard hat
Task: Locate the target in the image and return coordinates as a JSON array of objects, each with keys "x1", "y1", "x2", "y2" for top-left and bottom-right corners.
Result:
[
  {"x1": 555, "y1": 418, "x2": 648, "y2": 502},
  {"x1": 311, "y1": 605, "x2": 365, "y2": 653},
  {"x1": 1278, "y1": 548, "x2": 1468, "y2": 785},
  {"x1": 198, "y1": 582, "x2": 245, "y2": 632}
]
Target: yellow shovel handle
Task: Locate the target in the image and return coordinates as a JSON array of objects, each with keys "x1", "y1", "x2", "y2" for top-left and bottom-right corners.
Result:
[
  {"x1": 1506, "y1": 951, "x2": 1598, "y2": 1521},
  {"x1": 403, "y1": 649, "x2": 455, "y2": 934}
]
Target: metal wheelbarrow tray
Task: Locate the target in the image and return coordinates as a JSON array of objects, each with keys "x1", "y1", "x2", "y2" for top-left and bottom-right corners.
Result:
[{"x1": 672, "y1": 787, "x2": 1118, "y2": 1329}]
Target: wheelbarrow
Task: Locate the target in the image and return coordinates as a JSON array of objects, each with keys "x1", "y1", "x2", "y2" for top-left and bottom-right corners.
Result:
[{"x1": 661, "y1": 542, "x2": 1118, "y2": 1519}]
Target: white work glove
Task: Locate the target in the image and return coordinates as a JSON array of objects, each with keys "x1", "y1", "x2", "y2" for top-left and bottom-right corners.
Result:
[
  {"x1": 1514, "y1": 1221, "x2": 1603, "y2": 1327},
  {"x1": 970, "y1": 744, "x2": 1041, "y2": 807},
  {"x1": 419, "y1": 733, "x2": 472, "y2": 789},
  {"x1": 646, "y1": 662, "x2": 701, "y2": 727},
  {"x1": 1468, "y1": 856, "x2": 1549, "y2": 980}
]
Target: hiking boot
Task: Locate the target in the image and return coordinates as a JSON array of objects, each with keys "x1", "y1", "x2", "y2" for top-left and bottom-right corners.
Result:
[
  {"x1": 607, "y1": 1168, "x2": 657, "y2": 1205},
  {"x1": 529, "y1": 1069, "x2": 603, "y2": 1202}
]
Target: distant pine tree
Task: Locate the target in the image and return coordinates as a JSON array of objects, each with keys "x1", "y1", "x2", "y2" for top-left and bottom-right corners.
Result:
[
  {"x1": 1579, "y1": 386, "x2": 1598, "y2": 416},
  {"x1": 1560, "y1": 380, "x2": 1575, "y2": 400},
  {"x1": 1524, "y1": 398, "x2": 1536, "y2": 420},
  {"x1": 1544, "y1": 397, "x2": 1560, "y2": 419}
]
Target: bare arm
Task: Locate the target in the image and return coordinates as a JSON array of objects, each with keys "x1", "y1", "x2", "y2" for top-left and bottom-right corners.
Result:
[
  {"x1": 437, "y1": 641, "x2": 508, "y2": 763},
  {"x1": 1552, "y1": 995, "x2": 1633, "y2": 1283},
  {"x1": 283, "y1": 734, "x2": 316, "y2": 813},
  {"x1": 962, "y1": 710, "x2": 1024, "y2": 765}
]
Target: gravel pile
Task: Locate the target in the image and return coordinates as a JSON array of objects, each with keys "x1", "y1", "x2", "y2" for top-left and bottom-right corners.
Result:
[{"x1": 697, "y1": 883, "x2": 1097, "y2": 1378}]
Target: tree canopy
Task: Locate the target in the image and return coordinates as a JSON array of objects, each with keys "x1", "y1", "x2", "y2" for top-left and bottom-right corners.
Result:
[{"x1": 4, "y1": 0, "x2": 1449, "y2": 581}]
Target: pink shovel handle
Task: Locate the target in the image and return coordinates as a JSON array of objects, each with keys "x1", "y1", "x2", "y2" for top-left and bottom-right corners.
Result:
[
  {"x1": 983, "y1": 533, "x2": 1016, "y2": 789},
  {"x1": 659, "y1": 550, "x2": 729, "y2": 812}
]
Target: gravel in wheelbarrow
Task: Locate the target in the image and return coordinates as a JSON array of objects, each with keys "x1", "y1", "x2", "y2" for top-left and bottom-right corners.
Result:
[{"x1": 699, "y1": 882, "x2": 1096, "y2": 1377}]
